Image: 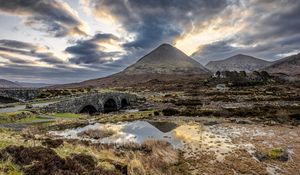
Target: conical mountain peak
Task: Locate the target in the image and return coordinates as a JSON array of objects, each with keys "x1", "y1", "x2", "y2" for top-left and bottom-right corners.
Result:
[{"x1": 123, "y1": 43, "x2": 210, "y2": 75}]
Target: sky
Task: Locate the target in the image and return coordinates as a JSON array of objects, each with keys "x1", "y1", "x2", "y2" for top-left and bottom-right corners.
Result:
[{"x1": 0, "y1": 0, "x2": 299, "y2": 84}]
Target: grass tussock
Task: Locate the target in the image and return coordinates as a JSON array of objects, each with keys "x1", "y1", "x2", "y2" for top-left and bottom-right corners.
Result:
[
  {"x1": 0, "y1": 158, "x2": 22, "y2": 175},
  {"x1": 54, "y1": 139, "x2": 185, "y2": 175},
  {"x1": 77, "y1": 128, "x2": 116, "y2": 139},
  {"x1": 0, "y1": 146, "x2": 121, "y2": 175}
]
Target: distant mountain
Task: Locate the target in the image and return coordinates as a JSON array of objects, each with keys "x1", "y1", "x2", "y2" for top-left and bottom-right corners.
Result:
[
  {"x1": 50, "y1": 43, "x2": 210, "y2": 89},
  {"x1": 205, "y1": 54, "x2": 272, "y2": 72},
  {"x1": 15, "y1": 82, "x2": 51, "y2": 88},
  {"x1": 123, "y1": 43, "x2": 210, "y2": 75},
  {"x1": 0, "y1": 79, "x2": 51, "y2": 88},
  {"x1": 263, "y1": 53, "x2": 300, "y2": 76},
  {"x1": 0, "y1": 79, "x2": 21, "y2": 88}
]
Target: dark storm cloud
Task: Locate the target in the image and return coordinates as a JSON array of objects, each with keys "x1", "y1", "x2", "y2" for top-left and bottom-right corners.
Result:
[
  {"x1": 0, "y1": 39, "x2": 64, "y2": 65},
  {"x1": 192, "y1": 0, "x2": 300, "y2": 64},
  {"x1": 1, "y1": 0, "x2": 300, "y2": 84},
  {"x1": 66, "y1": 33, "x2": 124, "y2": 65},
  {"x1": 0, "y1": 39, "x2": 40, "y2": 51},
  {"x1": 0, "y1": 38, "x2": 124, "y2": 83},
  {"x1": 0, "y1": 53, "x2": 32, "y2": 64},
  {"x1": 0, "y1": 0, "x2": 87, "y2": 37},
  {"x1": 193, "y1": 34, "x2": 300, "y2": 65},
  {"x1": 84, "y1": 0, "x2": 230, "y2": 49}
]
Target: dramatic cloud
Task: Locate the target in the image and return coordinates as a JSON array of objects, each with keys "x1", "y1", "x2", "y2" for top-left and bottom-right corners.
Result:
[
  {"x1": 0, "y1": 39, "x2": 64, "y2": 65},
  {"x1": 66, "y1": 33, "x2": 125, "y2": 65},
  {"x1": 0, "y1": 39, "x2": 122, "y2": 83},
  {"x1": 81, "y1": 0, "x2": 230, "y2": 50},
  {"x1": 192, "y1": 0, "x2": 300, "y2": 64},
  {"x1": 0, "y1": 0, "x2": 88, "y2": 37},
  {"x1": 0, "y1": 0, "x2": 300, "y2": 83}
]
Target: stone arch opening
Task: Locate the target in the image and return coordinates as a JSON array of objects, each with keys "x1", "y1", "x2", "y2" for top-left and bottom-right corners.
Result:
[
  {"x1": 104, "y1": 98, "x2": 118, "y2": 113},
  {"x1": 79, "y1": 105, "x2": 97, "y2": 114},
  {"x1": 121, "y1": 99, "x2": 129, "y2": 109}
]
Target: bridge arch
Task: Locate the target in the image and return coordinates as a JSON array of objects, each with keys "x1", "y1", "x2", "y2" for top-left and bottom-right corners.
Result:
[
  {"x1": 121, "y1": 98, "x2": 129, "y2": 109},
  {"x1": 103, "y1": 98, "x2": 118, "y2": 113},
  {"x1": 79, "y1": 104, "x2": 98, "y2": 114}
]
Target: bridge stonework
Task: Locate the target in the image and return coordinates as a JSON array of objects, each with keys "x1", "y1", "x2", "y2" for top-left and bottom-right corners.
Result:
[{"x1": 42, "y1": 92, "x2": 138, "y2": 113}]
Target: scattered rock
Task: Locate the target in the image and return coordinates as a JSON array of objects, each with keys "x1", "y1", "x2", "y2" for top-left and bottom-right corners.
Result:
[
  {"x1": 25, "y1": 104, "x2": 33, "y2": 109},
  {"x1": 236, "y1": 120, "x2": 252, "y2": 124},
  {"x1": 254, "y1": 151, "x2": 268, "y2": 162},
  {"x1": 203, "y1": 121, "x2": 219, "y2": 126}
]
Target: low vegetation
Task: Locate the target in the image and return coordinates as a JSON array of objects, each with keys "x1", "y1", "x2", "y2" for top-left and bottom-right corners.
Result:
[
  {"x1": 95, "y1": 111, "x2": 154, "y2": 123},
  {"x1": 50, "y1": 112, "x2": 83, "y2": 119},
  {"x1": 0, "y1": 111, "x2": 42, "y2": 124},
  {"x1": 0, "y1": 128, "x2": 187, "y2": 175}
]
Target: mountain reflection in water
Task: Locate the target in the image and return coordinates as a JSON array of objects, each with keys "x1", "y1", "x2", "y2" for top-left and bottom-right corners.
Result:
[{"x1": 50, "y1": 120, "x2": 182, "y2": 148}]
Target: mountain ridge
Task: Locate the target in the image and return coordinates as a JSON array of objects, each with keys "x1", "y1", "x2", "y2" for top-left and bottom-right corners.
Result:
[
  {"x1": 205, "y1": 54, "x2": 272, "y2": 72},
  {"x1": 263, "y1": 53, "x2": 300, "y2": 75},
  {"x1": 0, "y1": 79, "x2": 21, "y2": 88}
]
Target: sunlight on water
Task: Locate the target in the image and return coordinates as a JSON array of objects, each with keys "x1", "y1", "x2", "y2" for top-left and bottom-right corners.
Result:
[{"x1": 50, "y1": 120, "x2": 242, "y2": 162}]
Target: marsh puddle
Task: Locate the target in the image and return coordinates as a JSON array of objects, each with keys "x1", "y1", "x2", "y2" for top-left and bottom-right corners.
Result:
[
  {"x1": 50, "y1": 120, "x2": 240, "y2": 162},
  {"x1": 50, "y1": 121, "x2": 182, "y2": 147}
]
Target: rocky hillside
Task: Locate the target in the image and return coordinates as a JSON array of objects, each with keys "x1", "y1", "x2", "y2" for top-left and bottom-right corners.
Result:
[
  {"x1": 16, "y1": 82, "x2": 51, "y2": 88},
  {"x1": 0, "y1": 79, "x2": 21, "y2": 88},
  {"x1": 123, "y1": 43, "x2": 210, "y2": 75},
  {"x1": 263, "y1": 53, "x2": 300, "y2": 76},
  {"x1": 205, "y1": 54, "x2": 271, "y2": 72}
]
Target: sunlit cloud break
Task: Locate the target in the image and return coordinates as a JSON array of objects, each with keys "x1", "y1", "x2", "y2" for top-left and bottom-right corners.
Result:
[{"x1": 0, "y1": 0, "x2": 299, "y2": 83}]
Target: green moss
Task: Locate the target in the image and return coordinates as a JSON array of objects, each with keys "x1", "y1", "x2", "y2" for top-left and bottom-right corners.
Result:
[
  {"x1": 267, "y1": 148, "x2": 284, "y2": 159},
  {"x1": 51, "y1": 113, "x2": 83, "y2": 119},
  {"x1": 0, "y1": 111, "x2": 38, "y2": 124},
  {"x1": 16, "y1": 116, "x2": 43, "y2": 123}
]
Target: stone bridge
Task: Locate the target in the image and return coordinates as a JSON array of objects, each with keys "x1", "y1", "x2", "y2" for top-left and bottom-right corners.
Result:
[
  {"x1": 0, "y1": 89, "x2": 40, "y2": 103},
  {"x1": 43, "y1": 92, "x2": 138, "y2": 114}
]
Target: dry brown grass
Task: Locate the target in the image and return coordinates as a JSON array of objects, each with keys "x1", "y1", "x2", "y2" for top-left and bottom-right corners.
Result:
[
  {"x1": 77, "y1": 128, "x2": 116, "y2": 139},
  {"x1": 55, "y1": 139, "x2": 184, "y2": 175},
  {"x1": 123, "y1": 140, "x2": 180, "y2": 175}
]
